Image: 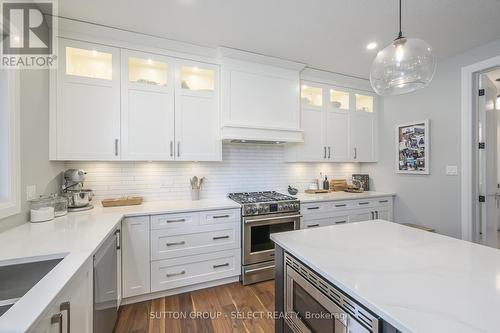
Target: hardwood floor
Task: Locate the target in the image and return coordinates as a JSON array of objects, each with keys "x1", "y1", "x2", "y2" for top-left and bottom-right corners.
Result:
[{"x1": 114, "y1": 281, "x2": 276, "y2": 333}]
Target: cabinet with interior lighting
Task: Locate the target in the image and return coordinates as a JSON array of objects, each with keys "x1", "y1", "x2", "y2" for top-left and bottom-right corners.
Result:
[
  {"x1": 286, "y1": 81, "x2": 378, "y2": 162},
  {"x1": 51, "y1": 39, "x2": 221, "y2": 161},
  {"x1": 51, "y1": 38, "x2": 121, "y2": 160}
]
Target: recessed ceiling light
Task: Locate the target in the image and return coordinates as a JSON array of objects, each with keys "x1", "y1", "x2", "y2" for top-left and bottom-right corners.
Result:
[{"x1": 366, "y1": 42, "x2": 377, "y2": 50}]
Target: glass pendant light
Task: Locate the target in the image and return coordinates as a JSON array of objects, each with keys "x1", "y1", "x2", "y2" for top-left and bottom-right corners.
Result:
[{"x1": 370, "y1": 0, "x2": 436, "y2": 96}]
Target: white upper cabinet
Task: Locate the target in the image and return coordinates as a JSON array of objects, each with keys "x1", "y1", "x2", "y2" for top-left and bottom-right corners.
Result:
[
  {"x1": 286, "y1": 81, "x2": 378, "y2": 163},
  {"x1": 121, "y1": 50, "x2": 175, "y2": 161},
  {"x1": 219, "y1": 48, "x2": 305, "y2": 143},
  {"x1": 51, "y1": 38, "x2": 221, "y2": 161},
  {"x1": 54, "y1": 38, "x2": 121, "y2": 160},
  {"x1": 175, "y1": 62, "x2": 221, "y2": 161}
]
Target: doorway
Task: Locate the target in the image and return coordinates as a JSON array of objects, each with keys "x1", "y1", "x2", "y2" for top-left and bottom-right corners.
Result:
[{"x1": 476, "y1": 69, "x2": 500, "y2": 248}]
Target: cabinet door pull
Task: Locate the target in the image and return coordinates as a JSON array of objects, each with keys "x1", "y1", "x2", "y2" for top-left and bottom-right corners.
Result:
[
  {"x1": 166, "y1": 270, "x2": 185, "y2": 278},
  {"x1": 370, "y1": 212, "x2": 375, "y2": 220},
  {"x1": 328, "y1": 146, "x2": 331, "y2": 159},
  {"x1": 115, "y1": 229, "x2": 121, "y2": 250},
  {"x1": 335, "y1": 220, "x2": 347, "y2": 224},
  {"x1": 213, "y1": 263, "x2": 230, "y2": 269},
  {"x1": 354, "y1": 147, "x2": 357, "y2": 160},
  {"x1": 307, "y1": 207, "x2": 320, "y2": 210},
  {"x1": 323, "y1": 146, "x2": 327, "y2": 159},
  {"x1": 375, "y1": 211, "x2": 379, "y2": 219},
  {"x1": 335, "y1": 204, "x2": 346, "y2": 207},
  {"x1": 114, "y1": 139, "x2": 119, "y2": 156},
  {"x1": 213, "y1": 235, "x2": 230, "y2": 240},
  {"x1": 166, "y1": 241, "x2": 185, "y2": 247},
  {"x1": 170, "y1": 141, "x2": 174, "y2": 157},
  {"x1": 51, "y1": 313, "x2": 63, "y2": 333},
  {"x1": 166, "y1": 218, "x2": 186, "y2": 223},
  {"x1": 379, "y1": 200, "x2": 389, "y2": 203},
  {"x1": 307, "y1": 224, "x2": 320, "y2": 228},
  {"x1": 177, "y1": 142, "x2": 180, "y2": 157},
  {"x1": 60, "y1": 302, "x2": 70, "y2": 333},
  {"x1": 358, "y1": 202, "x2": 370, "y2": 205},
  {"x1": 213, "y1": 215, "x2": 230, "y2": 219}
]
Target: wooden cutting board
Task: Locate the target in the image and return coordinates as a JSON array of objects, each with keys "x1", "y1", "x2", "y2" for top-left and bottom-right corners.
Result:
[
  {"x1": 304, "y1": 189, "x2": 329, "y2": 194},
  {"x1": 102, "y1": 196, "x2": 144, "y2": 207}
]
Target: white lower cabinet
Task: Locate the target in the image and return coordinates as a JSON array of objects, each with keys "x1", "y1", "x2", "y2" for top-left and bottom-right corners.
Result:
[
  {"x1": 300, "y1": 196, "x2": 394, "y2": 229},
  {"x1": 151, "y1": 249, "x2": 240, "y2": 292},
  {"x1": 121, "y1": 208, "x2": 241, "y2": 301},
  {"x1": 29, "y1": 259, "x2": 93, "y2": 333},
  {"x1": 122, "y1": 216, "x2": 151, "y2": 298}
]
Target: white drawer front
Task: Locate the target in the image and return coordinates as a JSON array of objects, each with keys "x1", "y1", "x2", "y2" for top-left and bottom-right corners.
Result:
[
  {"x1": 151, "y1": 224, "x2": 240, "y2": 260},
  {"x1": 329, "y1": 200, "x2": 355, "y2": 211},
  {"x1": 199, "y1": 209, "x2": 240, "y2": 225},
  {"x1": 301, "y1": 217, "x2": 333, "y2": 229},
  {"x1": 151, "y1": 212, "x2": 199, "y2": 230},
  {"x1": 151, "y1": 249, "x2": 241, "y2": 292},
  {"x1": 301, "y1": 202, "x2": 330, "y2": 215},
  {"x1": 374, "y1": 197, "x2": 392, "y2": 206}
]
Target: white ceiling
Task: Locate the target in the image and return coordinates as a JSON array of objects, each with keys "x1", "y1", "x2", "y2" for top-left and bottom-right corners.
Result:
[{"x1": 59, "y1": 0, "x2": 500, "y2": 79}]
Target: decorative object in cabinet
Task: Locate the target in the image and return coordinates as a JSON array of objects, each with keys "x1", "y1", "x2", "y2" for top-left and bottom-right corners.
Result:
[
  {"x1": 180, "y1": 66, "x2": 214, "y2": 91},
  {"x1": 355, "y1": 93, "x2": 374, "y2": 113},
  {"x1": 128, "y1": 57, "x2": 168, "y2": 86},
  {"x1": 330, "y1": 89, "x2": 349, "y2": 110},
  {"x1": 301, "y1": 85, "x2": 322, "y2": 107}
]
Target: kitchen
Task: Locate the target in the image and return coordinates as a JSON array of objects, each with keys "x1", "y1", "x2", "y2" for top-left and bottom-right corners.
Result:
[{"x1": 1, "y1": 1, "x2": 500, "y2": 333}]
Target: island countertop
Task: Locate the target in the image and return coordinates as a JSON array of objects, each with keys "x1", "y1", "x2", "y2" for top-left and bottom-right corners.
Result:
[{"x1": 271, "y1": 220, "x2": 500, "y2": 333}]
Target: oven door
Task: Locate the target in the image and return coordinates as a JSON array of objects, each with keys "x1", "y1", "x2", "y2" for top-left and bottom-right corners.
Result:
[
  {"x1": 243, "y1": 212, "x2": 300, "y2": 265},
  {"x1": 285, "y1": 266, "x2": 372, "y2": 333}
]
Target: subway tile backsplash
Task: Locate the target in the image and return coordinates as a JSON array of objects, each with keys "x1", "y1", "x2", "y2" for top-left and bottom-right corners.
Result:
[{"x1": 65, "y1": 144, "x2": 360, "y2": 201}]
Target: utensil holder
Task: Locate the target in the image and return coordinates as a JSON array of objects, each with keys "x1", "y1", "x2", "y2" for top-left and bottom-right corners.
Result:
[{"x1": 191, "y1": 188, "x2": 200, "y2": 201}]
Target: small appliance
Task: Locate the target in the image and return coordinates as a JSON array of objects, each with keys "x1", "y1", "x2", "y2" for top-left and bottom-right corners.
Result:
[{"x1": 62, "y1": 169, "x2": 94, "y2": 212}]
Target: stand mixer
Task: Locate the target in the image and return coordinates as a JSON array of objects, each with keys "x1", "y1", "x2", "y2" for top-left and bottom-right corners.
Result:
[{"x1": 62, "y1": 169, "x2": 94, "y2": 212}]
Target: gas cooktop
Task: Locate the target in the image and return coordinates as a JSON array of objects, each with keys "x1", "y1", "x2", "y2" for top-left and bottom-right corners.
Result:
[{"x1": 228, "y1": 191, "x2": 299, "y2": 216}]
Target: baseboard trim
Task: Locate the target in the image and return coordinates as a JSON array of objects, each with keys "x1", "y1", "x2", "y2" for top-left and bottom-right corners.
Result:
[{"x1": 121, "y1": 275, "x2": 240, "y2": 305}]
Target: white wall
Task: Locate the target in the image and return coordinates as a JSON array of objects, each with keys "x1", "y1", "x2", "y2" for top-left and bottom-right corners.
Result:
[
  {"x1": 0, "y1": 70, "x2": 65, "y2": 232},
  {"x1": 363, "y1": 38, "x2": 500, "y2": 238},
  {"x1": 66, "y1": 145, "x2": 360, "y2": 201}
]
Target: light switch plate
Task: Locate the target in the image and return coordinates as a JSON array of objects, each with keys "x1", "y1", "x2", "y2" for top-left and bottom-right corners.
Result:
[
  {"x1": 26, "y1": 185, "x2": 37, "y2": 201},
  {"x1": 446, "y1": 165, "x2": 458, "y2": 176}
]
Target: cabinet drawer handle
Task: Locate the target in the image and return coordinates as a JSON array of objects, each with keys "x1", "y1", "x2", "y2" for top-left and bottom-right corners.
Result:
[
  {"x1": 335, "y1": 220, "x2": 347, "y2": 224},
  {"x1": 213, "y1": 215, "x2": 230, "y2": 219},
  {"x1": 358, "y1": 202, "x2": 370, "y2": 205},
  {"x1": 165, "y1": 218, "x2": 186, "y2": 223},
  {"x1": 166, "y1": 270, "x2": 186, "y2": 277},
  {"x1": 166, "y1": 241, "x2": 185, "y2": 247},
  {"x1": 307, "y1": 207, "x2": 320, "y2": 210},
  {"x1": 213, "y1": 235, "x2": 230, "y2": 240},
  {"x1": 51, "y1": 313, "x2": 63, "y2": 333},
  {"x1": 307, "y1": 224, "x2": 320, "y2": 228},
  {"x1": 379, "y1": 200, "x2": 389, "y2": 203},
  {"x1": 60, "y1": 302, "x2": 70, "y2": 333},
  {"x1": 213, "y1": 263, "x2": 230, "y2": 269},
  {"x1": 335, "y1": 204, "x2": 346, "y2": 207}
]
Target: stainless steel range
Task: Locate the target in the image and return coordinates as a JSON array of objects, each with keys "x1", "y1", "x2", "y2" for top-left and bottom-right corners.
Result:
[{"x1": 228, "y1": 191, "x2": 301, "y2": 285}]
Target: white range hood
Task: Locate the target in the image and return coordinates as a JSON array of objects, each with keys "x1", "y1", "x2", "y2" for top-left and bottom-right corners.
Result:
[{"x1": 218, "y1": 47, "x2": 305, "y2": 143}]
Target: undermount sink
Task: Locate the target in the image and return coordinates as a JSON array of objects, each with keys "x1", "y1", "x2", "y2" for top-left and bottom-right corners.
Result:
[{"x1": 0, "y1": 258, "x2": 63, "y2": 317}]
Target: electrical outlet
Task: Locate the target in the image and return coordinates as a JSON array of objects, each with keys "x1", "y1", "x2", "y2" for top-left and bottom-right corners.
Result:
[
  {"x1": 446, "y1": 165, "x2": 458, "y2": 176},
  {"x1": 26, "y1": 185, "x2": 37, "y2": 201}
]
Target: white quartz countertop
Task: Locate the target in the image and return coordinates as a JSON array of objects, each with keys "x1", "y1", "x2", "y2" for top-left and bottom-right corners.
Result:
[
  {"x1": 0, "y1": 198, "x2": 240, "y2": 332},
  {"x1": 271, "y1": 220, "x2": 500, "y2": 333},
  {"x1": 295, "y1": 190, "x2": 395, "y2": 203}
]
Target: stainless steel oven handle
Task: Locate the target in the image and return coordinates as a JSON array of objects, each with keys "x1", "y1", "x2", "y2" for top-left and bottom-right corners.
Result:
[
  {"x1": 245, "y1": 214, "x2": 302, "y2": 224},
  {"x1": 246, "y1": 265, "x2": 275, "y2": 274}
]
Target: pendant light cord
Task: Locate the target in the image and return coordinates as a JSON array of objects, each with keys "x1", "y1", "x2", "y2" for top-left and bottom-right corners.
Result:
[{"x1": 396, "y1": 0, "x2": 403, "y2": 39}]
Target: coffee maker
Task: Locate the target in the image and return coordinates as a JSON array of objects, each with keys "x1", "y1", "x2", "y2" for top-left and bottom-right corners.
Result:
[{"x1": 62, "y1": 169, "x2": 94, "y2": 212}]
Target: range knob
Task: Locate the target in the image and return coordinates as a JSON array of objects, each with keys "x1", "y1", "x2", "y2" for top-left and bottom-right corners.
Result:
[
  {"x1": 283, "y1": 204, "x2": 290, "y2": 210},
  {"x1": 245, "y1": 206, "x2": 253, "y2": 215},
  {"x1": 258, "y1": 206, "x2": 265, "y2": 213},
  {"x1": 251, "y1": 206, "x2": 258, "y2": 214}
]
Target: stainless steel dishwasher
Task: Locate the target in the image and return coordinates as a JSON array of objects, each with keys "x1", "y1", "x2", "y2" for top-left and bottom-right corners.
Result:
[{"x1": 93, "y1": 228, "x2": 120, "y2": 333}]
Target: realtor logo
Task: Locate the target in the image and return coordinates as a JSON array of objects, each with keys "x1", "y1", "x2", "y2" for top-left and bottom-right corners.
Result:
[{"x1": 1, "y1": 0, "x2": 57, "y2": 69}]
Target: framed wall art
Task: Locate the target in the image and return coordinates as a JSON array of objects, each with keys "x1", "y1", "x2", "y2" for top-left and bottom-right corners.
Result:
[{"x1": 396, "y1": 120, "x2": 429, "y2": 174}]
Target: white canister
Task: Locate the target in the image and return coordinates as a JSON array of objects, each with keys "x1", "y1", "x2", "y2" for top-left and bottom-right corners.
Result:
[{"x1": 30, "y1": 196, "x2": 55, "y2": 223}]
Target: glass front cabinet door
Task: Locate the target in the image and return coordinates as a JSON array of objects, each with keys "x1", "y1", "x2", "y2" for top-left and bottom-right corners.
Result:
[{"x1": 55, "y1": 38, "x2": 121, "y2": 160}]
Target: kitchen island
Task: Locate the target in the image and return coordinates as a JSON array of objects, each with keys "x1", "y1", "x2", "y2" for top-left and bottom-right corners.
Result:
[{"x1": 271, "y1": 220, "x2": 500, "y2": 333}]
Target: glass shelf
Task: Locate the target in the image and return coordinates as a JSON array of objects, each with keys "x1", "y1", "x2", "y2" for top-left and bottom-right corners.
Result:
[
  {"x1": 301, "y1": 85, "x2": 322, "y2": 107},
  {"x1": 180, "y1": 66, "x2": 214, "y2": 91},
  {"x1": 355, "y1": 94, "x2": 374, "y2": 113},
  {"x1": 330, "y1": 90, "x2": 349, "y2": 110},
  {"x1": 128, "y1": 57, "x2": 168, "y2": 87},
  {"x1": 66, "y1": 47, "x2": 113, "y2": 80}
]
